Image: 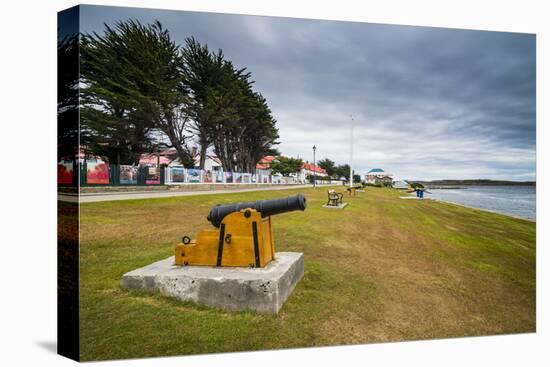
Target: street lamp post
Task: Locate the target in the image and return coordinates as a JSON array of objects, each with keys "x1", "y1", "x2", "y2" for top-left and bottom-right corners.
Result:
[
  {"x1": 156, "y1": 146, "x2": 161, "y2": 184},
  {"x1": 312, "y1": 145, "x2": 317, "y2": 189}
]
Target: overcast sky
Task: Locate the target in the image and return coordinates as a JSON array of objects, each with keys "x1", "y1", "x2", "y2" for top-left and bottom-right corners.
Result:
[{"x1": 78, "y1": 5, "x2": 536, "y2": 181}]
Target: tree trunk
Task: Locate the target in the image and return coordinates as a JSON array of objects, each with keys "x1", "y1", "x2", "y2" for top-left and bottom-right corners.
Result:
[
  {"x1": 174, "y1": 144, "x2": 193, "y2": 168},
  {"x1": 199, "y1": 142, "x2": 207, "y2": 169}
]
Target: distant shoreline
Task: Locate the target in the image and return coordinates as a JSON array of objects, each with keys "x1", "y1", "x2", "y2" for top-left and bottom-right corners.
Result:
[
  {"x1": 414, "y1": 179, "x2": 535, "y2": 187},
  {"x1": 426, "y1": 186, "x2": 464, "y2": 190}
]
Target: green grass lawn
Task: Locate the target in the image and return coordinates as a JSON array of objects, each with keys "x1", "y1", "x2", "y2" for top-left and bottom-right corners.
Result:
[{"x1": 75, "y1": 186, "x2": 535, "y2": 361}]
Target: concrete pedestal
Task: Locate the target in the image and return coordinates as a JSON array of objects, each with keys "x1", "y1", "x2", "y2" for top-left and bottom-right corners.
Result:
[
  {"x1": 322, "y1": 203, "x2": 349, "y2": 209},
  {"x1": 121, "y1": 252, "x2": 304, "y2": 314}
]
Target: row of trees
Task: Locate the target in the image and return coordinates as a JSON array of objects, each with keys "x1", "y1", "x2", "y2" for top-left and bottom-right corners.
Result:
[
  {"x1": 317, "y1": 158, "x2": 361, "y2": 182},
  {"x1": 78, "y1": 20, "x2": 279, "y2": 172},
  {"x1": 268, "y1": 156, "x2": 304, "y2": 176},
  {"x1": 262, "y1": 156, "x2": 361, "y2": 182}
]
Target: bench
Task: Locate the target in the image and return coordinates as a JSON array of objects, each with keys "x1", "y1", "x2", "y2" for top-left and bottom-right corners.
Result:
[{"x1": 327, "y1": 190, "x2": 344, "y2": 206}]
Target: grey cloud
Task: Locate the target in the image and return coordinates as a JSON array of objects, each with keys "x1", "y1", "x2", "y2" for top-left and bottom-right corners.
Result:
[{"x1": 79, "y1": 5, "x2": 536, "y2": 181}]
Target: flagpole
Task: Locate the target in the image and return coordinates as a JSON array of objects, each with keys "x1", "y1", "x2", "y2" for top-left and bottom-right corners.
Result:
[{"x1": 349, "y1": 115, "x2": 354, "y2": 188}]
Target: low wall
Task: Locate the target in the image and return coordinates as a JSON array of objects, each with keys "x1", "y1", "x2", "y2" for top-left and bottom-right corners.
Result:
[
  {"x1": 75, "y1": 183, "x2": 303, "y2": 194},
  {"x1": 166, "y1": 183, "x2": 300, "y2": 191}
]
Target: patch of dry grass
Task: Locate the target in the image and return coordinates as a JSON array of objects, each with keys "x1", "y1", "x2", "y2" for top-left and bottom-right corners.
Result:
[{"x1": 76, "y1": 186, "x2": 535, "y2": 360}]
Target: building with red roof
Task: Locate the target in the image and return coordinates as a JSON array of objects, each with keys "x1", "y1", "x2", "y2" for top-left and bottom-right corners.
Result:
[
  {"x1": 301, "y1": 162, "x2": 327, "y2": 176},
  {"x1": 298, "y1": 161, "x2": 327, "y2": 183},
  {"x1": 255, "y1": 156, "x2": 328, "y2": 183},
  {"x1": 256, "y1": 155, "x2": 277, "y2": 170},
  {"x1": 139, "y1": 148, "x2": 179, "y2": 166}
]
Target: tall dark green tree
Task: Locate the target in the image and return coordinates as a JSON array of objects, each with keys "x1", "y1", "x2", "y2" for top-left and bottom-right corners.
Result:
[
  {"x1": 58, "y1": 34, "x2": 80, "y2": 162},
  {"x1": 80, "y1": 20, "x2": 194, "y2": 166},
  {"x1": 80, "y1": 21, "x2": 278, "y2": 170},
  {"x1": 181, "y1": 37, "x2": 279, "y2": 172},
  {"x1": 269, "y1": 156, "x2": 303, "y2": 176},
  {"x1": 180, "y1": 38, "x2": 231, "y2": 169},
  {"x1": 334, "y1": 164, "x2": 351, "y2": 180},
  {"x1": 236, "y1": 92, "x2": 280, "y2": 173},
  {"x1": 333, "y1": 164, "x2": 360, "y2": 182},
  {"x1": 212, "y1": 84, "x2": 279, "y2": 173},
  {"x1": 318, "y1": 158, "x2": 337, "y2": 178}
]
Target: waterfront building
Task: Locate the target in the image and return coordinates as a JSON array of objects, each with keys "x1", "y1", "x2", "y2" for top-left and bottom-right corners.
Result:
[{"x1": 365, "y1": 168, "x2": 394, "y2": 185}]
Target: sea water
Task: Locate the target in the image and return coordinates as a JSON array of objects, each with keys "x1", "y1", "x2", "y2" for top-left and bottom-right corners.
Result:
[{"x1": 427, "y1": 185, "x2": 536, "y2": 220}]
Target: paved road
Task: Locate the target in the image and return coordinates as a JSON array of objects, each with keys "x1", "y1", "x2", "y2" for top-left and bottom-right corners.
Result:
[{"x1": 58, "y1": 184, "x2": 315, "y2": 203}]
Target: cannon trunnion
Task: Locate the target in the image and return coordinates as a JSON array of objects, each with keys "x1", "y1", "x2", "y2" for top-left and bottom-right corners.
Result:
[{"x1": 175, "y1": 194, "x2": 307, "y2": 268}]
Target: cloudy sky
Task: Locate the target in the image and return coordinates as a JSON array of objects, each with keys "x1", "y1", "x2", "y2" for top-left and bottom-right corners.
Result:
[{"x1": 78, "y1": 5, "x2": 536, "y2": 181}]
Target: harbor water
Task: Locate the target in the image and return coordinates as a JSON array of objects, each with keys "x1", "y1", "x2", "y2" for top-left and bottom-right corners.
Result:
[{"x1": 427, "y1": 185, "x2": 535, "y2": 220}]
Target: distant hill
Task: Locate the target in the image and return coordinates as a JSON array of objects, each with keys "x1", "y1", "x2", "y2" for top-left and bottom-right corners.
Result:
[{"x1": 413, "y1": 179, "x2": 535, "y2": 186}]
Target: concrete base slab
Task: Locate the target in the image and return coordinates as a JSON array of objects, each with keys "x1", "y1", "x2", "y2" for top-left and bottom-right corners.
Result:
[
  {"x1": 121, "y1": 252, "x2": 304, "y2": 314},
  {"x1": 322, "y1": 203, "x2": 349, "y2": 209},
  {"x1": 400, "y1": 196, "x2": 430, "y2": 200}
]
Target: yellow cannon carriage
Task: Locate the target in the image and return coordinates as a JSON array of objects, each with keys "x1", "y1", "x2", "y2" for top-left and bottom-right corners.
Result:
[{"x1": 175, "y1": 194, "x2": 307, "y2": 268}]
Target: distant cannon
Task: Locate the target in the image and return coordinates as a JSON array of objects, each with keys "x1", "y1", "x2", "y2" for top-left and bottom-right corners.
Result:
[
  {"x1": 345, "y1": 185, "x2": 364, "y2": 197},
  {"x1": 175, "y1": 194, "x2": 307, "y2": 268},
  {"x1": 407, "y1": 183, "x2": 431, "y2": 198}
]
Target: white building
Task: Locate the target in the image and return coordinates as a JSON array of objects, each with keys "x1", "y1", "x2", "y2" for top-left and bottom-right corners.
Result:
[
  {"x1": 297, "y1": 162, "x2": 328, "y2": 183},
  {"x1": 189, "y1": 153, "x2": 222, "y2": 172},
  {"x1": 365, "y1": 168, "x2": 394, "y2": 185}
]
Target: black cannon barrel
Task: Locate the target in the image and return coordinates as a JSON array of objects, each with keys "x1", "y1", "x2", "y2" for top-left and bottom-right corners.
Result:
[{"x1": 206, "y1": 194, "x2": 307, "y2": 228}]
